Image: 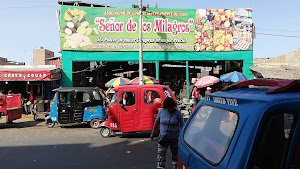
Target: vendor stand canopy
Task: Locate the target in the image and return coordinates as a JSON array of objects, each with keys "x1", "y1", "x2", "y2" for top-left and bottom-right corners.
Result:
[
  {"x1": 129, "y1": 76, "x2": 160, "y2": 85},
  {"x1": 0, "y1": 65, "x2": 61, "y2": 81},
  {"x1": 105, "y1": 77, "x2": 130, "y2": 87},
  {"x1": 220, "y1": 71, "x2": 247, "y2": 83},
  {"x1": 195, "y1": 76, "x2": 219, "y2": 88}
]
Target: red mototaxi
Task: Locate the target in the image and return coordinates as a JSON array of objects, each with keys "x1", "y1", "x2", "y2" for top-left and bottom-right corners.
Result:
[
  {"x1": 0, "y1": 94, "x2": 23, "y2": 123},
  {"x1": 99, "y1": 85, "x2": 176, "y2": 137}
]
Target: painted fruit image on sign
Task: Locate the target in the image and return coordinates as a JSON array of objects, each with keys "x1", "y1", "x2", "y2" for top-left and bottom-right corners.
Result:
[
  {"x1": 62, "y1": 8, "x2": 96, "y2": 49},
  {"x1": 194, "y1": 8, "x2": 253, "y2": 52}
]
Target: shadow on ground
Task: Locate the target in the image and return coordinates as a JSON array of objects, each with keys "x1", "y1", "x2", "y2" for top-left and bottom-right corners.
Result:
[
  {"x1": 0, "y1": 120, "x2": 43, "y2": 129},
  {"x1": 0, "y1": 138, "x2": 172, "y2": 169}
]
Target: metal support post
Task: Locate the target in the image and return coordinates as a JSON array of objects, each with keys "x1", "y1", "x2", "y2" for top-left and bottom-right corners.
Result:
[
  {"x1": 155, "y1": 60, "x2": 159, "y2": 80},
  {"x1": 186, "y1": 61, "x2": 189, "y2": 102},
  {"x1": 138, "y1": 0, "x2": 144, "y2": 85}
]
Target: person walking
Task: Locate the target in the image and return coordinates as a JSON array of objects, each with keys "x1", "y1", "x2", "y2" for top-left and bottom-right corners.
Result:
[{"x1": 150, "y1": 97, "x2": 184, "y2": 169}]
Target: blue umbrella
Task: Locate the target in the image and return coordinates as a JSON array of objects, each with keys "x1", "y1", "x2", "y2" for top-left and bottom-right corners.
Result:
[{"x1": 220, "y1": 71, "x2": 247, "y2": 83}]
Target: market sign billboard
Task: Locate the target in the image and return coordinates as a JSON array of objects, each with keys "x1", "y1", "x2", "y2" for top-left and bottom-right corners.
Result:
[
  {"x1": 0, "y1": 69, "x2": 61, "y2": 81},
  {"x1": 59, "y1": 6, "x2": 252, "y2": 52}
]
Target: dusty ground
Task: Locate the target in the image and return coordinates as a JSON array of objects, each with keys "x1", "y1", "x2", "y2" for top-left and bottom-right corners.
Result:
[{"x1": 0, "y1": 115, "x2": 176, "y2": 169}]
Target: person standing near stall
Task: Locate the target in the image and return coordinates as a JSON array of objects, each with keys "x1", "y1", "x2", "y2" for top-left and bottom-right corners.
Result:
[
  {"x1": 205, "y1": 87, "x2": 212, "y2": 97},
  {"x1": 150, "y1": 97, "x2": 185, "y2": 169},
  {"x1": 29, "y1": 90, "x2": 35, "y2": 115},
  {"x1": 192, "y1": 86, "x2": 200, "y2": 105}
]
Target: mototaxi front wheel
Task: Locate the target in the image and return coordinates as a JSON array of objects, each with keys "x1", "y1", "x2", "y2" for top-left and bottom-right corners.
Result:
[{"x1": 100, "y1": 127, "x2": 111, "y2": 138}]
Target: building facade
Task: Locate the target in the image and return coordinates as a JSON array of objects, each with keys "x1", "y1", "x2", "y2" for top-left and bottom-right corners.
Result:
[
  {"x1": 58, "y1": 4, "x2": 254, "y2": 98},
  {"x1": 33, "y1": 46, "x2": 55, "y2": 66}
]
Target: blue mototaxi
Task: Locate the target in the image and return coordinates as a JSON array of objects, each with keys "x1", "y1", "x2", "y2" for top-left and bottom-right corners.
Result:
[
  {"x1": 178, "y1": 79, "x2": 300, "y2": 169},
  {"x1": 45, "y1": 87, "x2": 105, "y2": 128}
]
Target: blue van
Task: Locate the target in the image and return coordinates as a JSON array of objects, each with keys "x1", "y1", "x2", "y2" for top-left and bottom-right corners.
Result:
[
  {"x1": 45, "y1": 87, "x2": 105, "y2": 128},
  {"x1": 178, "y1": 79, "x2": 300, "y2": 169}
]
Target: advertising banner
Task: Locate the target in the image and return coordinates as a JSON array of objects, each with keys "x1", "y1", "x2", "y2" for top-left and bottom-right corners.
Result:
[
  {"x1": 0, "y1": 69, "x2": 61, "y2": 81},
  {"x1": 60, "y1": 6, "x2": 195, "y2": 51},
  {"x1": 59, "y1": 6, "x2": 253, "y2": 52}
]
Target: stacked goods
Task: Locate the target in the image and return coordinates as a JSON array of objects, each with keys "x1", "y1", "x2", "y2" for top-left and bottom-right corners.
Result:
[{"x1": 233, "y1": 8, "x2": 253, "y2": 51}]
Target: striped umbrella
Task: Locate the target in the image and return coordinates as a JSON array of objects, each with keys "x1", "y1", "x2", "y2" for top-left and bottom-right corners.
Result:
[
  {"x1": 195, "y1": 76, "x2": 219, "y2": 88},
  {"x1": 220, "y1": 71, "x2": 247, "y2": 83},
  {"x1": 129, "y1": 76, "x2": 160, "y2": 85},
  {"x1": 105, "y1": 77, "x2": 130, "y2": 87}
]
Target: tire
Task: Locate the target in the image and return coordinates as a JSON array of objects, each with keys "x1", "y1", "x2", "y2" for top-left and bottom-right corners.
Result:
[
  {"x1": 46, "y1": 119, "x2": 55, "y2": 128},
  {"x1": 90, "y1": 119, "x2": 100, "y2": 129},
  {"x1": 100, "y1": 127, "x2": 111, "y2": 138}
]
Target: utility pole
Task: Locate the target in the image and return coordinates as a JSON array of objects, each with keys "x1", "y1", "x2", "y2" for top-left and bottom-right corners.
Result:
[
  {"x1": 133, "y1": 2, "x2": 148, "y2": 85},
  {"x1": 138, "y1": 0, "x2": 143, "y2": 85}
]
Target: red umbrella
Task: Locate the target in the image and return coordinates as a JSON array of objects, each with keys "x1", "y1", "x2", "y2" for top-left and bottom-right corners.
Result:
[{"x1": 195, "y1": 76, "x2": 219, "y2": 88}]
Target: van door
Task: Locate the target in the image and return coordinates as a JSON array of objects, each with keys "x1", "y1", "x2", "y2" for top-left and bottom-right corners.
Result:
[
  {"x1": 140, "y1": 88, "x2": 163, "y2": 131},
  {"x1": 74, "y1": 90, "x2": 93, "y2": 122},
  {"x1": 57, "y1": 91, "x2": 74, "y2": 124},
  {"x1": 119, "y1": 89, "x2": 140, "y2": 132}
]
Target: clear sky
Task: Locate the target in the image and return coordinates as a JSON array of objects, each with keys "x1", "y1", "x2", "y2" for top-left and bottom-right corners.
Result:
[{"x1": 1, "y1": 0, "x2": 300, "y2": 65}]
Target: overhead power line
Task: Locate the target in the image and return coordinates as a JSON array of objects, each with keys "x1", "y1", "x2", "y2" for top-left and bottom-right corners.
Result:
[
  {"x1": 256, "y1": 32, "x2": 300, "y2": 39},
  {"x1": 256, "y1": 28, "x2": 300, "y2": 33},
  {"x1": 0, "y1": 6, "x2": 58, "y2": 9}
]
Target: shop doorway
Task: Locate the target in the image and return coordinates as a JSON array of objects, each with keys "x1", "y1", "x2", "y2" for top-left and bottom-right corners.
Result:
[
  {"x1": 72, "y1": 60, "x2": 244, "y2": 97},
  {"x1": 72, "y1": 61, "x2": 156, "y2": 88}
]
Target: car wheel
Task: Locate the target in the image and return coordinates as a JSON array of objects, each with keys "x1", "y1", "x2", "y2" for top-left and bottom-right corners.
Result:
[
  {"x1": 100, "y1": 127, "x2": 111, "y2": 138},
  {"x1": 90, "y1": 119, "x2": 100, "y2": 129}
]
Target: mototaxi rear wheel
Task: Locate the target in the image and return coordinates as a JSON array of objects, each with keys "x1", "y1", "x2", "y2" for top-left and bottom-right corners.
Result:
[{"x1": 90, "y1": 119, "x2": 100, "y2": 129}]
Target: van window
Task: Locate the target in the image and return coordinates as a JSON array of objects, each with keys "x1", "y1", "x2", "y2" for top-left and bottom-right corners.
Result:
[
  {"x1": 183, "y1": 105, "x2": 238, "y2": 164},
  {"x1": 122, "y1": 92, "x2": 135, "y2": 106},
  {"x1": 52, "y1": 92, "x2": 57, "y2": 102},
  {"x1": 293, "y1": 137, "x2": 300, "y2": 169},
  {"x1": 110, "y1": 92, "x2": 118, "y2": 104},
  {"x1": 59, "y1": 92, "x2": 70, "y2": 103},
  {"x1": 76, "y1": 92, "x2": 91, "y2": 103},
  {"x1": 163, "y1": 88, "x2": 172, "y2": 98},
  {"x1": 250, "y1": 113, "x2": 296, "y2": 169},
  {"x1": 144, "y1": 91, "x2": 161, "y2": 104},
  {"x1": 92, "y1": 90, "x2": 101, "y2": 100}
]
